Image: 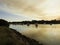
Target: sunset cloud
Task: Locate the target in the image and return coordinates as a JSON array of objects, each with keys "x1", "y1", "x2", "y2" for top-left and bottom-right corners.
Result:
[{"x1": 1, "y1": 0, "x2": 60, "y2": 20}]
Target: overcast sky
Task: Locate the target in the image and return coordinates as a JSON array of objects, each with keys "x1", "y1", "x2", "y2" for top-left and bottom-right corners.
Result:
[{"x1": 0, "y1": 0, "x2": 60, "y2": 21}]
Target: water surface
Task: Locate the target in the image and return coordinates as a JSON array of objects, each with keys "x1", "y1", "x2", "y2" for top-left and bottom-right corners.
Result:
[{"x1": 10, "y1": 24, "x2": 60, "y2": 45}]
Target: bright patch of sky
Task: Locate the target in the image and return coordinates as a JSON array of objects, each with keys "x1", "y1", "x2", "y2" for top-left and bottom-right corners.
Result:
[{"x1": 0, "y1": 10, "x2": 36, "y2": 22}]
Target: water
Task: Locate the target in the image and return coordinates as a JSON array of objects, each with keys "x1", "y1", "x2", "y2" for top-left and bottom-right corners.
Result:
[
  {"x1": 10, "y1": 24, "x2": 60, "y2": 34},
  {"x1": 10, "y1": 24, "x2": 60, "y2": 45}
]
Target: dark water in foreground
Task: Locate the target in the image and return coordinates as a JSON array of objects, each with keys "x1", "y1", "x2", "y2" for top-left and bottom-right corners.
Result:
[{"x1": 10, "y1": 24, "x2": 60, "y2": 45}]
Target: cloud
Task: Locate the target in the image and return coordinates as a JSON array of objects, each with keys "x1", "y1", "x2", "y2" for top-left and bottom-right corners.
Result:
[
  {"x1": 0, "y1": 0, "x2": 48, "y2": 20},
  {"x1": 0, "y1": 10, "x2": 36, "y2": 21},
  {"x1": 0, "y1": 0, "x2": 60, "y2": 20}
]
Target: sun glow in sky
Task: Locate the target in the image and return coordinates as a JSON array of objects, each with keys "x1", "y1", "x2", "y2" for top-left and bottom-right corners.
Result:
[{"x1": 0, "y1": 0, "x2": 60, "y2": 21}]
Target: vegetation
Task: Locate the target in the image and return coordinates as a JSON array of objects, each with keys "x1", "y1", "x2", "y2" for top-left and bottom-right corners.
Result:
[
  {"x1": 0, "y1": 19, "x2": 9, "y2": 27},
  {"x1": 9, "y1": 20, "x2": 60, "y2": 25}
]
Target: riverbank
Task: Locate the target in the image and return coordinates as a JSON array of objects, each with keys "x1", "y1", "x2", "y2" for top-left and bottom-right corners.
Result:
[{"x1": 0, "y1": 26, "x2": 43, "y2": 45}]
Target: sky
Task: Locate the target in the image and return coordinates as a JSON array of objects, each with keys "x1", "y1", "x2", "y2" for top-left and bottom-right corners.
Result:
[{"x1": 0, "y1": 0, "x2": 60, "y2": 21}]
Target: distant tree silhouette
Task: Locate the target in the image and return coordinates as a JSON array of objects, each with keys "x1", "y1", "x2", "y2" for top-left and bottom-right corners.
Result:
[{"x1": 0, "y1": 19, "x2": 9, "y2": 27}]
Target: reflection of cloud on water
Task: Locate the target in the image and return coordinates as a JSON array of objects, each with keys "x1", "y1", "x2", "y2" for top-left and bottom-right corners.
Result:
[{"x1": 21, "y1": 25, "x2": 60, "y2": 45}]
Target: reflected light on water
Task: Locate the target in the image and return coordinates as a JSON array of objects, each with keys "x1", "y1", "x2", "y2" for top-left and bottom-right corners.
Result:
[{"x1": 10, "y1": 24, "x2": 60, "y2": 45}]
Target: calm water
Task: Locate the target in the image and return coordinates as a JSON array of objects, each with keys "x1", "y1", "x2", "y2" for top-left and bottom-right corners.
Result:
[
  {"x1": 10, "y1": 24, "x2": 60, "y2": 33},
  {"x1": 10, "y1": 24, "x2": 60, "y2": 45}
]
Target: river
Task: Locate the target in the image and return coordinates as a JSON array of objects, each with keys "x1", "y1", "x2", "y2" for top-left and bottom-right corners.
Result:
[{"x1": 10, "y1": 24, "x2": 60, "y2": 45}]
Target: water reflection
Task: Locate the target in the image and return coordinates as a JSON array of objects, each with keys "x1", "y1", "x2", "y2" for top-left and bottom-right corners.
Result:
[
  {"x1": 10, "y1": 24, "x2": 59, "y2": 32},
  {"x1": 10, "y1": 24, "x2": 60, "y2": 45},
  {"x1": 35, "y1": 23, "x2": 38, "y2": 28},
  {"x1": 27, "y1": 23, "x2": 30, "y2": 26}
]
